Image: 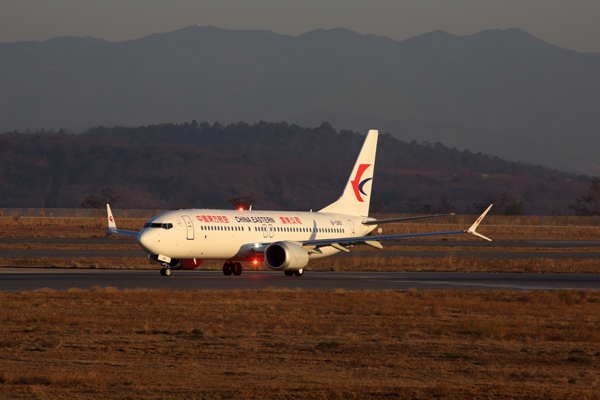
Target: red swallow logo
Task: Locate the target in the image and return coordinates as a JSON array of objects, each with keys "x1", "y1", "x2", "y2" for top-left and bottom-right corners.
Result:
[
  {"x1": 109, "y1": 216, "x2": 114, "y2": 223},
  {"x1": 351, "y1": 164, "x2": 372, "y2": 202}
]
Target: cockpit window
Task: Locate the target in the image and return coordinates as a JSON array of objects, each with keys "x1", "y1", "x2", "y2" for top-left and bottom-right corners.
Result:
[{"x1": 147, "y1": 223, "x2": 173, "y2": 229}]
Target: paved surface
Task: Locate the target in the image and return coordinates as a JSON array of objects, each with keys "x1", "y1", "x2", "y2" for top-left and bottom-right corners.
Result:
[
  {"x1": 2, "y1": 239, "x2": 599, "y2": 292},
  {"x1": 2, "y1": 239, "x2": 600, "y2": 260},
  {"x1": 1, "y1": 269, "x2": 599, "y2": 292}
]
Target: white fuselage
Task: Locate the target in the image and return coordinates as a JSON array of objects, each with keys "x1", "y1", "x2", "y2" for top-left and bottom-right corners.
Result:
[{"x1": 137, "y1": 209, "x2": 376, "y2": 262}]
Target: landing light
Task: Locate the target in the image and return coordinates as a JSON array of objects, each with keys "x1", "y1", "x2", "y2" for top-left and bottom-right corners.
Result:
[{"x1": 238, "y1": 207, "x2": 244, "y2": 211}]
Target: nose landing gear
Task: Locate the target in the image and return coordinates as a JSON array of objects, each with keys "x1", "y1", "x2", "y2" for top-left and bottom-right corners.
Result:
[{"x1": 160, "y1": 266, "x2": 172, "y2": 276}]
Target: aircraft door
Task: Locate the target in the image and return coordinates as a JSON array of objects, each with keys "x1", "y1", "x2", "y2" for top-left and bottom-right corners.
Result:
[
  {"x1": 181, "y1": 215, "x2": 195, "y2": 240},
  {"x1": 262, "y1": 224, "x2": 268, "y2": 238},
  {"x1": 348, "y1": 220, "x2": 355, "y2": 237},
  {"x1": 268, "y1": 224, "x2": 274, "y2": 238}
]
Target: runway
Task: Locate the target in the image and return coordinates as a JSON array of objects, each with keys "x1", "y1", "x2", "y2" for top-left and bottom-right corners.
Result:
[{"x1": 1, "y1": 268, "x2": 599, "y2": 292}]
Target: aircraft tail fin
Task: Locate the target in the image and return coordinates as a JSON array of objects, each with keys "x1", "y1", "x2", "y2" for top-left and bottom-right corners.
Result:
[{"x1": 319, "y1": 130, "x2": 378, "y2": 217}]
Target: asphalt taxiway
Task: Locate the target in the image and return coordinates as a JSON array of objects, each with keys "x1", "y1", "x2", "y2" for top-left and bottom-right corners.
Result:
[{"x1": 1, "y1": 269, "x2": 599, "y2": 292}]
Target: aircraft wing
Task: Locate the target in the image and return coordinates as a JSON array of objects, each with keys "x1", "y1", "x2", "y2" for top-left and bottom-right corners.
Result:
[
  {"x1": 301, "y1": 205, "x2": 492, "y2": 253},
  {"x1": 362, "y1": 212, "x2": 455, "y2": 225},
  {"x1": 105, "y1": 204, "x2": 140, "y2": 239}
]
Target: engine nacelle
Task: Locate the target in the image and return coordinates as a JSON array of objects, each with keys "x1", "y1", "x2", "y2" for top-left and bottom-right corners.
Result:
[{"x1": 264, "y1": 241, "x2": 309, "y2": 271}]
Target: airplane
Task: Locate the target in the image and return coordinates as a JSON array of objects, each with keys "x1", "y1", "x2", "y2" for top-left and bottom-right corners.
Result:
[{"x1": 106, "y1": 130, "x2": 493, "y2": 277}]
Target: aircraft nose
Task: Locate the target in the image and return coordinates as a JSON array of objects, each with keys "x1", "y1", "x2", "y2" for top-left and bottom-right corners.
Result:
[{"x1": 138, "y1": 229, "x2": 160, "y2": 254}]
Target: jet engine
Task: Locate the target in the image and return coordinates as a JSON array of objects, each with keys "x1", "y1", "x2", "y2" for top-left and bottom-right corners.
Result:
[{"x1": 264, "y1": 241, "x2": 309, "y2": 271}]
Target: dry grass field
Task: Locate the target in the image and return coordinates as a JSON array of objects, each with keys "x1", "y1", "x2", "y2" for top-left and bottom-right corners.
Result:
[
  {"x1": 3, "y1": 215, "x2": 600, "y2": 398},
  {"x1": 1, "y1": 288, "x2": 600, "y2": 399}
]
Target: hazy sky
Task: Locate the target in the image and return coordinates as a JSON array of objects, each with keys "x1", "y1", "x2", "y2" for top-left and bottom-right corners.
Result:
[{"x1": 2, "y1": 0, "x2": 600, "y2": 53}]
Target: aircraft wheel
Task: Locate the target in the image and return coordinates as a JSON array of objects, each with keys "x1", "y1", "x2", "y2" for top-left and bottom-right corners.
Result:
[
  {"x1": 161, "y1": 267, "x2": 171, "y2": 276},
  {"x1": 233, "y1": 262, "x2": 243, "y2": 276},
  {"x1": 160, "y1": 268, "x2": 165, "y2": 276},
  {"x1": 223, "y1": 262, "x2": 233, "y2": 276},
  {"x1": 294, "y1": 268, "x2": 304, "y2": 277},
  {"x1": 284, "y1": 270, "x2": 294, "y2": 276}
]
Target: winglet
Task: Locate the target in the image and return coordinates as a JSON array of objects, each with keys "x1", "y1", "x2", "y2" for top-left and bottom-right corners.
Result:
[
  {"x1": 106, "y1": 204, "x2": 118, "y2": 238},
  {"x1": 107, "y1": 204, "x2": 117, "y2": 228},
  {"x1": 104, "y1": 204, "x2": 140, "y2": 239},
  {"x1": 466, "y1": 204, "x2": 493, "y2": 241}
]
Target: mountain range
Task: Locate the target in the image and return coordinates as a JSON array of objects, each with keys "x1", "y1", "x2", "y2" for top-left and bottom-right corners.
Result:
[{"x1": 1, "y1": 25, "x2": 599, "y2": 174}]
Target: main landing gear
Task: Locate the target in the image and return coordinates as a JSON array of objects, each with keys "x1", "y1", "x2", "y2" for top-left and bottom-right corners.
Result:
[
  {"x1": 284, "y1": 268, "x2": 304, "y2": 277},
  {"x1": 223, "y1": 261, "x2": 242, "y2": 276}
]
